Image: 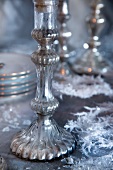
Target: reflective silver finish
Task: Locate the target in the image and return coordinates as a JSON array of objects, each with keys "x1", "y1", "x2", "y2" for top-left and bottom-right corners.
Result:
[
  {"x1": 56, "y1": 0, "x2": 76, "y2": 76},
  {"x1": 10, "y1": 0, "x2": 76, "y2": 161},
  {"x1": 73, "y1": 0, "x2": 111, "y2": 75}
]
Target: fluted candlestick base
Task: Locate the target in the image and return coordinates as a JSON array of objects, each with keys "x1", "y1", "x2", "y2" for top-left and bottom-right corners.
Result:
[{"x1": 11, "y1": 115, "x2": 76, "y2": 160}]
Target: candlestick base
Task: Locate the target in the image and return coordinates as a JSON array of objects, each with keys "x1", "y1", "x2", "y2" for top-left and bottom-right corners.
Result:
[
  {"x1": 72, "y1": 49, "x2": 111, "y2": 75},
  {"x1": 11, "y1": 115, "x2": 76, "y2": 160},
  {"x1": 56, "y1": 62, "x2": 73, "y2": 77}
]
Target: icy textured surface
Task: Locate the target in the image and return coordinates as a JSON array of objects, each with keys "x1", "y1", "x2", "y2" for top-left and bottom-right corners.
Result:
[
  {"x1": 53, "y1": 75, "x2": 113, "y2": 98},
  {"x1": 62, "y1": 155, "x2": 113, "y2": 170},
  {"x1": 63, "y1": 103, "x2": 113, "y2": 169},
  {"x1": 0, "y1": 104, "x2": 32, "y2": 132},
  {"x1": 0, "y1": 105, "x2": 21, "y2": 132},
  {"x1": 65, "y1": 102, "x2": 113, "y2": 157}
]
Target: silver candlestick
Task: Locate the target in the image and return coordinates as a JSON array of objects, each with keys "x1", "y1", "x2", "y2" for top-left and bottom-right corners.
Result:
[
  {"x1": 10, "y1": 0, "x2": 76, "y2": 161},
  {"x1": 73, "y1": 0, "x2": 110, "y2": 75},
  {"x1": 56, "y1": 0, "x2": 76, "y2": 76}
]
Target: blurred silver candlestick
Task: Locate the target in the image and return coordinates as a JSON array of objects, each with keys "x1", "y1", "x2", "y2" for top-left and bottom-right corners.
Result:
[
  {"x1": 73, "y1": 0, "x2": 110, "y2": 75},
  {"x1": 56, "y1": 0, "x2": 76, "y2": 76},
  {"x1": 10, "y1": 0, "x2": 76, "y2": 161}
]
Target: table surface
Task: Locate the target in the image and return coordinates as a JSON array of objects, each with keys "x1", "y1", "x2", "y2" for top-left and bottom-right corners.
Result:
[{"x1": 0, "y1": 76, "x2": 113, "y2": 170}]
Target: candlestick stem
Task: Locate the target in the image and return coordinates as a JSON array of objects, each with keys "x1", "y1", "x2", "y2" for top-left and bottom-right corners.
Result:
[{"x1": 56, "y1": 0, "x2": 76, "y2": 76}]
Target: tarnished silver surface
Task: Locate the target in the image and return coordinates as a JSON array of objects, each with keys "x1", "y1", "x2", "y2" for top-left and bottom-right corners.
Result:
[
  {"x1": 0, "y1": 156, "x2": 7, "y2": 170},
  {"x1": 10, "y1": 0, "x2": 76, "y2": 161},
  {"x1": 56, "y1": 0, "x2": 76, "y2": 76},
  {"x1": 73, "y1": 0, "x2": 111, "y2": 75}
]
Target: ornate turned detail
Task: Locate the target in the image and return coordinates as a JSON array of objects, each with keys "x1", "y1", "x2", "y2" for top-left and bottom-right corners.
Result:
[{"x1": 10, "y1": 0, "x2": 76, "y2": 161}]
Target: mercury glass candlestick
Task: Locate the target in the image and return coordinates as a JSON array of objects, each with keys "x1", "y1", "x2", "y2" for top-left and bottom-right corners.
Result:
[
  {"x1": 10, "y1": 0, "x2": 76, "y2": 161},
  {"x1": 56, "y1": 0, "x2": 76, "y2": 76},
  {"x1": 73, "y1": 0, "x2": 110, "y2": 75}
]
